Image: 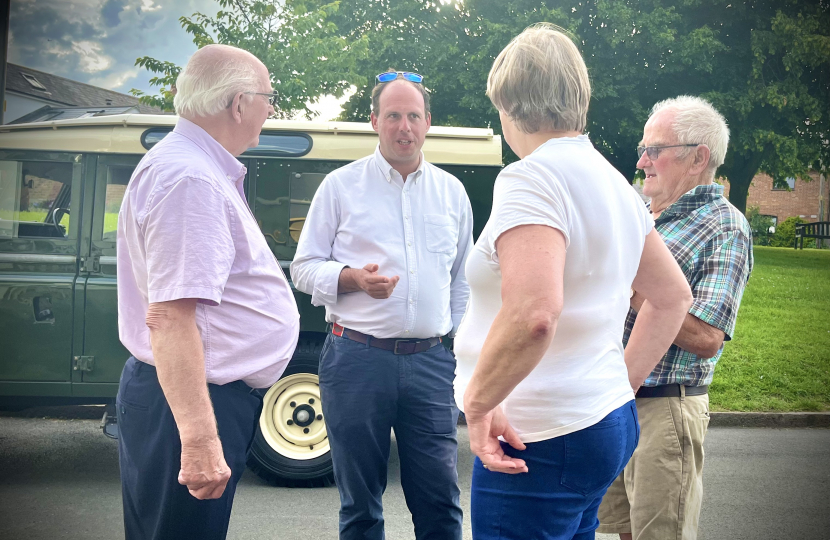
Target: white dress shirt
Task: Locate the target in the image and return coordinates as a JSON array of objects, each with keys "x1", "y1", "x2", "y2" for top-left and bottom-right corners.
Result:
[{"x1": 290, "y1": 146, "x2": 473, "y2": 339}]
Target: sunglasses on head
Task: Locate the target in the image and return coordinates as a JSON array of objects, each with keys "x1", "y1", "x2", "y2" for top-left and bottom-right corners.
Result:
[
  {"x1": 376, "y1": 71, "x2": 424, "y2": 84},
  {"x1": 636, "y1": 144, "x2": 700, "y2": 160}
]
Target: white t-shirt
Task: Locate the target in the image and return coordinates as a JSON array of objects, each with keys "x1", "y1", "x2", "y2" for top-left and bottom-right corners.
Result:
[{"x1": 454, "y1": 135, "x2": 653, "y2": 443}]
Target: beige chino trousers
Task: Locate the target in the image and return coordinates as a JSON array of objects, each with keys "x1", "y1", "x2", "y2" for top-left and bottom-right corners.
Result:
[{"x1": 597, "y1": 389, "x2": 710, "y2": 540}]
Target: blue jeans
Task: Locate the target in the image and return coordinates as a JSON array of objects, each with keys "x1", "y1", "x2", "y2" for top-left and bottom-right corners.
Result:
[
  {"x1": 319, "y1": 333, "x2": 463, "y2": 540},
  {"x1": 471, "y1": 400, "x2": 639, "y2": 540}
]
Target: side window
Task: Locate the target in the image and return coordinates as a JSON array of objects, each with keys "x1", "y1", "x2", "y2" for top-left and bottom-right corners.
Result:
[
  {"x1": 289, "y1": 171, "x2": 326, "y2": 243},
  {"x1": 254, "y1": 160, "x2": 292, "y2": 259},
  {"x1": 253, "y1": 160, "x2": 331, "y2": 261},
  {"x1": 0, "y1": 160, "x2": 74, "y2": 239},
  {"x1": 101, "y1": 164, "x2": 133, "y2": 241}
]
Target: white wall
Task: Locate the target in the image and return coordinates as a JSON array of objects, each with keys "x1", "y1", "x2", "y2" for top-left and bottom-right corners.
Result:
[{"x1": 3, "y1": 92, "x2": 59, "y2": 123}]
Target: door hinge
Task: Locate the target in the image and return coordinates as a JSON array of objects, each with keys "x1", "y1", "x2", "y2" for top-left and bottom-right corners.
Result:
[
  {"x1": 73, "y1": 356, "x2": 94, "y2": 372},
  {"x1": 79, "y1": 256, "x2": 100, "y2": 273}
]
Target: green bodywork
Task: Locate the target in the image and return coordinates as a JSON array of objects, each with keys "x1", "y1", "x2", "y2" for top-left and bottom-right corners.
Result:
[{"x1": 0, "y1": 146, "x2": 499, "y2": 401}]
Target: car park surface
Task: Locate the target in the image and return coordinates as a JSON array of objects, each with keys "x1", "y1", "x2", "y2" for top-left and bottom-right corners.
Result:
[{"x1": 0, "y1": 407, "x2": 828, "y2": 540}]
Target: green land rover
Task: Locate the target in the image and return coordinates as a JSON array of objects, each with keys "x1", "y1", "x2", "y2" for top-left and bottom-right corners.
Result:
[{"x1": 0, "y1": 113, "x2": 502, "y2": 487}]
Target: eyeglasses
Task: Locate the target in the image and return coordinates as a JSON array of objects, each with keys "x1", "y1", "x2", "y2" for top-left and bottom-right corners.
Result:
[
  {"x1": 637, "y1": 144, "x2": 700, "y2": 160},
  {"x1": 244, "y1": 92, "x2": 278, "y2": 107},
  {"x1": 376, "y1": 71, "x2": 424, "y2": 84}
]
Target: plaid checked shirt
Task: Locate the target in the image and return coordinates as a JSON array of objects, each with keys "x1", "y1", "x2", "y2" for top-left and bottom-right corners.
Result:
[{"x1": 624, "y1": 184, "x2": 753, "y2": 387}]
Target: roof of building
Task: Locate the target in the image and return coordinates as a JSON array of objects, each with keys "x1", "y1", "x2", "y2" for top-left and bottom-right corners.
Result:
[
  {"x1": 10, "y1": 105, "x2": 151, "y2": 124},
  {"x1": 6, "y1": 63, "x2": 161, "y2": 114},
  {"x1": 9, "y1": 105, "x2": 138, "y2": 124}
]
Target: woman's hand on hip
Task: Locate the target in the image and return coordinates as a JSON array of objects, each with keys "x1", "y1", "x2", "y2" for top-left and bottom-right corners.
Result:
[{"x1": 466, "y1": 406, "x2": 528, "y2": 474}]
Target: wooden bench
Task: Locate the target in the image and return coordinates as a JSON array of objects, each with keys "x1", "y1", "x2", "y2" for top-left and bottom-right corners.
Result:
[{"x1": 794, "y1": 221, "x2": 830, "y2": 249}]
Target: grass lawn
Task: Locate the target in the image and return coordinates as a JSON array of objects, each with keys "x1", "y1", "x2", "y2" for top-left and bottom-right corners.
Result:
[{"x1": 710, "y1": 246, "x2": 830, "y2": 411}]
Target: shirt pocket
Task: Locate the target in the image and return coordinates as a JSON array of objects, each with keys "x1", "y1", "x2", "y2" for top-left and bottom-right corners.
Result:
[{"x1": 424, "y1": 214, "x2": 457, "y2": 254}]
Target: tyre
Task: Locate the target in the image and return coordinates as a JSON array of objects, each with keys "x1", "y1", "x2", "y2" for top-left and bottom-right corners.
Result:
[{"x1": 247, "y1": 338, "x2": 334, "y2": 487}]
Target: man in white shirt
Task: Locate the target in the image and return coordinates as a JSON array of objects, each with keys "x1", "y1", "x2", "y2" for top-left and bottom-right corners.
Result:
[{"x1": 291, "y1": 71, "x2": 472, "y2": 540}]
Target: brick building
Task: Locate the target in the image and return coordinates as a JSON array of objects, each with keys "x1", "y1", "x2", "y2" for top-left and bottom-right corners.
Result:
[{"x1": 722, "y1": 172, "x2": 828, "y2": 224}]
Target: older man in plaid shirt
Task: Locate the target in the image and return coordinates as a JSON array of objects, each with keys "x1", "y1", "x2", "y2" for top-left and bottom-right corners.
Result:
[{"x1": 598, "y1": 96, "x2": 753, "y2": 540}]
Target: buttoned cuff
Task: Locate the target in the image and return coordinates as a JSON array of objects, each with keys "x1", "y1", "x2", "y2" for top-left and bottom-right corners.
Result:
[{"x1": 310, "y1": 261, "x2": 349, "y2": 307}]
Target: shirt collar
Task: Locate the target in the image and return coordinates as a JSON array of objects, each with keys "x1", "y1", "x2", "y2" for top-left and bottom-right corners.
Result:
[
  {"x1": 173, "y1": 117, "x2": 246, "y2": 183},
  {"x1": 653, "y1": 184, "x2": 724, "y2": 219},
  {"x1": 530, "y1": 134, "x2": 591, "y2": 156},
  {"x1": 373, "y1": 144, "x2": 425, "y2": 183}
]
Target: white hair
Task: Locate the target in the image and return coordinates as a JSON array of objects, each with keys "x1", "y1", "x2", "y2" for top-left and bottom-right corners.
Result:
[
  {"x1": 173, "y1": 44, "x2": 262, "y2": 118},
  {"x1": 487, "y1": 23, "x2": 591, "y2": 133},
  {"x1": 650, "y1": 95, "x2": 730, "y2": 175}
]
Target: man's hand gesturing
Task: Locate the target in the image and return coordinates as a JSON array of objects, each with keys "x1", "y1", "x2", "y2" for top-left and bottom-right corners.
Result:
[{"x1": 355, "y1": 263, "x2": 400, "y2": 299}]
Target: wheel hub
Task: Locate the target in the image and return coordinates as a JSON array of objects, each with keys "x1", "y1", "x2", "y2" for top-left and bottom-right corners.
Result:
[
  {"x1": 293, "y1": 404, "x2": 315, "y2": 427},
  {"x1": 259, "y1": 373, "x2": 330, "y2": 460}
]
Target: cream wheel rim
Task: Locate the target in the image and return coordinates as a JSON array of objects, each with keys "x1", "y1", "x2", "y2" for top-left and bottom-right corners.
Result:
[{"x1": 259, "y1": 373, "x2": 329, "y2": 460}]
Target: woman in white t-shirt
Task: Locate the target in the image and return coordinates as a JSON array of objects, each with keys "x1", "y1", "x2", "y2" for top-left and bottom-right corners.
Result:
[{"x1": 454, "y1": 23, "x2": 693, "y2": 540}]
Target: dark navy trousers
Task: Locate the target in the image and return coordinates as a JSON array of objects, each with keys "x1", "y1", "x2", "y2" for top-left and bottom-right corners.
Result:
[
  {"x1": 319, "y1": 333, "x2": 463, "y2": 540},
  {"x1": 471, "y1": 400, "x2": 640, "y2": 540},
  {"x1": 116, "y1": 357, "x2": 262, "y2": 540}
]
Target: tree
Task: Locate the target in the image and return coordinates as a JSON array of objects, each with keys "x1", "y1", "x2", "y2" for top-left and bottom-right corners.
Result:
[
  {"x1": 321, "y1": 0, "x2": 830, "y2": 211},
  {"x1": 131, "y1": 0, "x2": 367, "y2": 118},
  {"x1": 713, "y1": 3, "x2": 830, "y2": 213},
  {"x1": 134, "y1": 0, "x2": 830, "y2": 213}
]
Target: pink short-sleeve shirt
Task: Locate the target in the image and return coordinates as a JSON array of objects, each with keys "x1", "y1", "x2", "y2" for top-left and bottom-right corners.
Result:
[{"x1": 117, "y1": 118, "x2": 299, "y2": 388}]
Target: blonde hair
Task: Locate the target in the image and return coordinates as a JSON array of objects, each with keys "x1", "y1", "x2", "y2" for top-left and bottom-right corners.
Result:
[
  {"x1": 650, "y1": 96, "x2": 730, "y2": 174},
  {"x1": 487, "y1": 23, "x2": 591, "y2": 133},
  {"x1": 174, "y1": 44, "x2": 262, "y2": 118}
]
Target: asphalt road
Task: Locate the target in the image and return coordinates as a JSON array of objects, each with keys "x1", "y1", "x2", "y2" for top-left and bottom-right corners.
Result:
[{"x1": 0, "y1": 406, "x2": 828, "y2": 540}]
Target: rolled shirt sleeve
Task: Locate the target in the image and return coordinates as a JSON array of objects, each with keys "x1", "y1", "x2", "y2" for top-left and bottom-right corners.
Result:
[
  {"x1": 142, "y1": 176, "x2": 235, "y2": 306},
  {"x1": 688, "y1": 229, "x2": 753, "y2": 341},
  {"x1": 290, "y1": 175, "x2": 347, "y2": 307}
]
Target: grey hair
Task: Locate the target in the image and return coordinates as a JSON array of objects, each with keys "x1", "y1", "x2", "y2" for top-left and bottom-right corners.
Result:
[
  {"x1": 650, "y1": 95, "x2": 730, "y2": 174},
  {"x1": 174, "y1": 44, "x2": 262, "y2": 118},
  {"x1": 487, "y1": 23, "x2": 591, "y2": 133}
]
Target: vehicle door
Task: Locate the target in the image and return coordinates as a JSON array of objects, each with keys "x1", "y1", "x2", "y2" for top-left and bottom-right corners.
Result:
[
  {"x1": 0, "y1": 151, "x2": 84, "y2": 392},
  {"x1": 251, "y1": 157, "x2": 342, "y2": 334},
  {"x1": 77, "y1": 154, "x2": 138, "y2": 389},
  {"x1": 78, "y1": 155, "x2": 255, "y2": 387}
]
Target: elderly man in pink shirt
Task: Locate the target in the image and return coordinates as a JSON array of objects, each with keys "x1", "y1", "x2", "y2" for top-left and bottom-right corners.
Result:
[{"x1": 116, "y1": 44, "x2": 299, "y2": 540}]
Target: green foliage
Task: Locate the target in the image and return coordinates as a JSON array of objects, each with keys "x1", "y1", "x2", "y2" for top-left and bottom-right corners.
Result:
[
  {"x1": 716, "y1": 2, "x2": 830, "y2": 213},
  {"x1": 711, "y1": 247, "x2": 830, "y2": 411},
  {"x1": 129, "y1": 58, "x2": 181, "y2": 111},
  {"x1": 769, "y1": 216, "x2": 814, "y2": 248},
  {"x1": 133, "y1": 0, "x2": 830, "y2": 191},
  {"x1": 131, "y1": 0, "x2": 366, "y2": 117},
  {"x1": 746, "y1": 206, "x2": 775, "y2": 246},
  {"x1": 325, "y1": 0, "x2": 830, "y2": 186}
]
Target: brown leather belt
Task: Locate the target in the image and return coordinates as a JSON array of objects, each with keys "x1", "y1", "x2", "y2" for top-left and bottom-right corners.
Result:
[
  {"x1": 331, "y1": 323, "x2": 441, "y2": 355},
  {"x1": 636, "y1": 384, "x2": 709, "y2": 398}
]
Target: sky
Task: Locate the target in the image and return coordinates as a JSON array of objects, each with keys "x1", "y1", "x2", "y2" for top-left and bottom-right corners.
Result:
[{"x1": 8, "y1": 0, "x2": 347, "y2": 120}]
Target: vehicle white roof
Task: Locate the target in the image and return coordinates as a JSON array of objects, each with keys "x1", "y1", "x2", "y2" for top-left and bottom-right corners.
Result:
[{"x1": 0, "y1": 114, "x2": 502, "y2": 166}]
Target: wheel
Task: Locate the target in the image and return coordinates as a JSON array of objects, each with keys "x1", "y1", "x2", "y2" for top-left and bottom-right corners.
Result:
[{"x1": 247, "y1": 338, "x2": 334, "y2": 487}]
